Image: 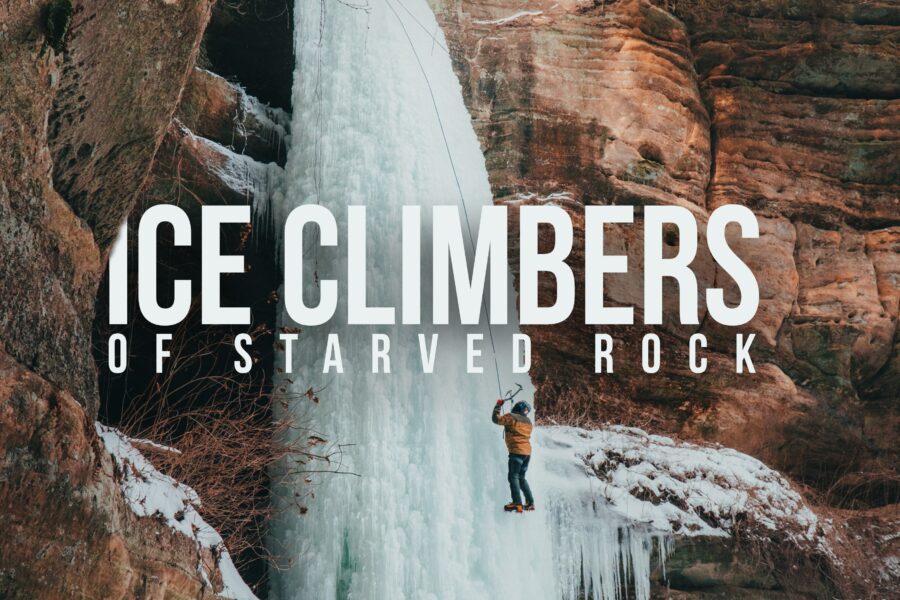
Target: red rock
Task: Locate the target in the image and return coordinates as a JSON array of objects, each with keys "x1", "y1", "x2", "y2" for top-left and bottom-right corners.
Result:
[
  {"x1": 434, "y1": 0, "x2": 900, "y2": 510},
  {"x1": 178, "y1": 68, "x2": 289, "y2": 166},
  {"x1": 0, "y1": 0, "x2": 242, "y2": 596}
]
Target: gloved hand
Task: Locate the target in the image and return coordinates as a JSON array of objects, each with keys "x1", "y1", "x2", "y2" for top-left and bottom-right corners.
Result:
[{"x1": 495, "y1": 399, "x2": 504, "y2": 407}]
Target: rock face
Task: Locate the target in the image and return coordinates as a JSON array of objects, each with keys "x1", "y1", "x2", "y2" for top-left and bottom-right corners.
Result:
[
  {"x1": 91, "y1": 64, "x2": 287, "y2": 594},
  {"x1": 432, "y1": 0, "x2": 898, "y2": 505},
  {"x1": 431, "y1": 0, "x2": 898, "y2": 594},
  {"x1": 0, "y1": 1, "x2": 247, "y2": 597},
  {"x1": 0, "y1": 0, "x2": 102, "y2": 419},
  {"x1": 434, "y1": 0, "x2": 711, "y2": 211},
  {"x1": 178, "y1": 68, "x2": 290, "y2": 167},
  {"x1": 0, "y1": 348, "x2": 224, "y2": 600},
  {"x1": 649, "y1": 536, "x2": 829, "y2": 599},
  {"x1": 48, "y1": 0, "x2": 216, "y2": 251},
  {"x1": 685, "y1": 2, "x2": 900, "y2": 508}
]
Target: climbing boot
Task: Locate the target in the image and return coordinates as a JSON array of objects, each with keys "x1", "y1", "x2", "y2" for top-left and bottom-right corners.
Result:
[
  {"x1": 504, "y1": 502, "x2": 524, "y2": 513},
  {"x1": 524, "y1": 503, "x2": 535, "y2": 512}
]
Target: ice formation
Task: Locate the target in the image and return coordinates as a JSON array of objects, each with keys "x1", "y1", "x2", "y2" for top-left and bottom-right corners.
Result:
[
  {"x1": 195, "y1": 67, "x2": 292, "y2": 161},
  {"x1": 268, "y1": 1, "x2": 665, "y2": 599},
  {"x1": 183, "y1": 127, "x2": 284, "y2": 243},
  {"x1": 238, "y1": 89, "x2": 291, "y2": 161},
  {"x1": 95, "y1": 424, "x2": 257, "y2": 600},
  {"x1": 187, "y1": 129, "x2": 284, "y2": 207},
  {"x1": 535, "y1": 426, "x2": 823, "y2": 545}
]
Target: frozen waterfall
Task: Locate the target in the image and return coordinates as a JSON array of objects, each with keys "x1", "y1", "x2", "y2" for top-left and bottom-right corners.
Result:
[{"x1": 268, "y1": 1, "x2": 665, "y2": 599}]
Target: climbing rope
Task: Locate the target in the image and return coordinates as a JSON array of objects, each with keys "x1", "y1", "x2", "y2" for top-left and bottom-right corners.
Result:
[{"x1": 384, "y1": 0, "x2": 504, "y2": 399}]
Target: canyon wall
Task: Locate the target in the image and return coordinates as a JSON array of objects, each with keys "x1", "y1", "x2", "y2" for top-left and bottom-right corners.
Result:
[
  {"x1": 431, "y1": 0, "x2": 898, "y2": 594},
  {"x1": 432, "y1": 0, "x2": 898, "y2": 509},
  {"x1": 0, "y1": 0, "x2": 897, "y2": 597},
  {"x1": 0, "y1": 1, "x2": 232, "y2": 597}
]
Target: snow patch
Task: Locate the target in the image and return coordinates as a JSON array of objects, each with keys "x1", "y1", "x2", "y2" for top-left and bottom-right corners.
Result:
[
  {"x1": 531, "y1": 425, "x2": 831, "y2": 599},
  {"x1": 189, "y1": 132, "x2": 283, "y2": 204},
  {"x1": 536, "y1": 426, "x2": 822, "y2": 545},
  {"x1": 881, "y1": 555, "x2": 900, "y2": 584},
  {"x1": 126, "y1": 436, "x2": 182, "y2": 455},
  {"x1": 95, "y1": 424, "x2": 257, "y2": 600},
  {"x1": 505, "y1": 190, "x2": 577, "y2": 208},
  {"x1": 474, "y1": 11, "x2": 543, "y2": 26}
]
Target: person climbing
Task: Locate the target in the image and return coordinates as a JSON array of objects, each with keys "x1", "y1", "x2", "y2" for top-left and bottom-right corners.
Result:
[{"x1": 492, "y1": 398, "x2": 535, "y2": 513}]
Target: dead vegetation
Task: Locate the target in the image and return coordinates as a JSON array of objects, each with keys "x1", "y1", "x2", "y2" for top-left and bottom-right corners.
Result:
[
  {"x1": 90, "y1": 202, "x2": 336, "y2": 589},
  {"x1": 103, "y1": 298, "x2": 321, "y2": 574}
]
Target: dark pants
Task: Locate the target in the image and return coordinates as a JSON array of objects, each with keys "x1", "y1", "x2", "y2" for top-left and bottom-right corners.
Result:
[{"x1": 507, "y1": 454, "x2": 534, "y2": 505}]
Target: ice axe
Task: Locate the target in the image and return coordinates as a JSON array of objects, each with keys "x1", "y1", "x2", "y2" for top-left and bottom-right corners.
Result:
[
  {"x1": 496, "y1": 383, "x2": 524, "y2": 440},
  {"x1": 501, "y1": 383, "x2": 523, "y2": 406}
]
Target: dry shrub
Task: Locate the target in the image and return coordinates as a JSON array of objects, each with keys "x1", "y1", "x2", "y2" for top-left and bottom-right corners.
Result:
[
  {"x1": 125, "y1": 396, "x2": 299, "y2": 566},
  {"x1": 108, "y1": 297, "x2": 329, "y2": 577}
]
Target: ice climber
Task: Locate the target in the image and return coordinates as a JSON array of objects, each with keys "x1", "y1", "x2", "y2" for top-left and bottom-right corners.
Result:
[{"x1": 492, "y1": 398, "x2": 535, "y2": 513}]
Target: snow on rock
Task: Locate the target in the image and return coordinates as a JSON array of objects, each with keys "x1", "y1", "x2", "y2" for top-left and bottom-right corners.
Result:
[
  {"x1": 192, "y1": 67, "x2": 291, "y2": 162},
  {"x1": 187, "y1": 129, "x2": 283, "y2": 205},
  {"x1": 474, "y1": 10, "x2": 544, "y2": 26},
  {"x1": 504, "y1": 190, "x2": 578, "y2": 209},
  {"x1": 177, "y1": 126, "x2": 284, "y2": 245},
  {"x1": 126, "y1": 436, "x2": 182, "y2": 455},
  {"x1": 532, "y1": 425, "x2": 830, "y2": 599},
  {"x1": 95, "y1": 424, "x2": 257, "y2": 600},
  {"x1": 536, "y1": 426, "x2": 823, "y2": 546},
  {"x1": 239, "y1": 89, "x2": 291, "y2": 159}
]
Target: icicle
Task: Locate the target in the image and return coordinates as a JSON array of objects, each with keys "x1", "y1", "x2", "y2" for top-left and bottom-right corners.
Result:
[
  {"x1": 547, "y1": 496, "x2": 662, "y2": 600},
  {"x1": 239, "y1": 90, "x2": 291, "y2": 162}
]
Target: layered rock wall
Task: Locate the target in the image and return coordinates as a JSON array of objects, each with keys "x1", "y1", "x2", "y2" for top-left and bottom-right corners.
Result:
[
  {"x1": 0, "y1": 1, "x2": 239, "y2": 597},
  {"x1": 431, "y1": 0, "x2": 898, "y2": 507}
]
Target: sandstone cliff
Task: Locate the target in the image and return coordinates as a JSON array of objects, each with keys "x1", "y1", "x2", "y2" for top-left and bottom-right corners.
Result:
[
  {"x1": 431, "y1": 0, "x2": 898, "y2": 595},
  {"x1": 0, "y1": 0, "x2": 897, "y2": 597},
  {"x1": 432, "y1": 0, "x2": 898, "y2": 504},
  {"x1": 0, "y1": 1, "x2": 244, "y2": 597}
]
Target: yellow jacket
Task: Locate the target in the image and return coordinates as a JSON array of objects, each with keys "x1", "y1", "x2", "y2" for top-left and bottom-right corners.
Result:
[{"x1": 492, "y1": 406, "x2": 532, "y2": 456}]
